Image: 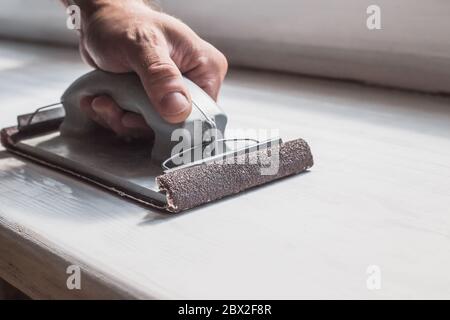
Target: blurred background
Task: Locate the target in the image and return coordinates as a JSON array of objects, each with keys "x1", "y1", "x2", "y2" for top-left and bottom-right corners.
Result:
[{"x1": 0, "y1": 0, "x2": 449, "y2": 93}]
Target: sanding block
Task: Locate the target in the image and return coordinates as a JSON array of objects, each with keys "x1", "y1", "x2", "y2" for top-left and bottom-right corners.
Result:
[{"x1": 1, "y1": 70, "x2": 313, "y2": 212}]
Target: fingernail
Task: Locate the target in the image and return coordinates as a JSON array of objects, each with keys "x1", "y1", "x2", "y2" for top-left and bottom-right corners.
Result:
[
  {"x1": 160, "y1": 92, "x2": 190, "y2": 116},
  {"x1": 91, "y1": 98, "x2": 103, "y2": 113},
  {"x1": 91, "y1": 98, "x2": 113, "y2": 126}
]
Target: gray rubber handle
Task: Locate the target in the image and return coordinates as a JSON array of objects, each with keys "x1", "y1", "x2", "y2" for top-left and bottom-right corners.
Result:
[{"x1": 60, "y1": 70, "x2": 227, "y2": 164}]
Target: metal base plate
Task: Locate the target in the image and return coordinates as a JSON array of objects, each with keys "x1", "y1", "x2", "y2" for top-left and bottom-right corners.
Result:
[{"x1": 12, "y1": 130, "x2": 168, "y2": 207}]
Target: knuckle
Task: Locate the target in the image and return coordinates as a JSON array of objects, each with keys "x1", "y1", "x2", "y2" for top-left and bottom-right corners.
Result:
[
  {"x1": 217, "y1": 52, "x2": 229, "y2": 73},
  {"x1": 194, "y1": 55, "x2": 211, "y2": 68},
  {"x1": 146, "y1": 61, "x2": 179, "y2": 78},
  {"x1": 144, "y1": 61, "x2": 181, "y2": 87},
  {"x1": 196, "y1": 50, "x2": 228, "y2": 79},
  {"x1": 203, "y1": 79, "x2": 219, "y2": 92}
]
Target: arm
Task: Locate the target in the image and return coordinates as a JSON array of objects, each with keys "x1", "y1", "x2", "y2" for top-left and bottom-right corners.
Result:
[{"x1": 61, "y1": 0, "x2": 228, "y2": 136}]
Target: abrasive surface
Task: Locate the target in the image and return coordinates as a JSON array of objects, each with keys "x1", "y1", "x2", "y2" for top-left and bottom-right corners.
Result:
[{"x1": 157, "y1": 139, "x2": 313, "y2": 212}]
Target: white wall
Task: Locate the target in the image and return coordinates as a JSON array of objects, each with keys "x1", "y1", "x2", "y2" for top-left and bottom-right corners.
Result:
[
  {"x1": 161, "y1": 0, "x2": 450, "y2": 94},
  {"x1": 0, "y1": 0, "x2": 78, "y2": 44},
  {"x1": 0, "y1": 0, "x2": 449, "y2": 94}
]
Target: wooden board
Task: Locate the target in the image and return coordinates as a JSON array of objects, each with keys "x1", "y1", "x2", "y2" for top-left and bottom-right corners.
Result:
[
  {"x1": 0, "y1": 278, "x2": 28, "y2": 300},
  {"x1": 0, "y1": 40, "x2": 449, "y2": 299}
]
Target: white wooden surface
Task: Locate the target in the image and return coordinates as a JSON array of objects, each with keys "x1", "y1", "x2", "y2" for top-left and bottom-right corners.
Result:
[{"x1": 0, "y1": 40, "x2": 449, "y2": 299}]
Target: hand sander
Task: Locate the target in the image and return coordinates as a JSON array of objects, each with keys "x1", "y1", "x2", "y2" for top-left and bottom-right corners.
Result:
[{"x1": 1, "y1": 70, "x2": 314, "y2": 212}]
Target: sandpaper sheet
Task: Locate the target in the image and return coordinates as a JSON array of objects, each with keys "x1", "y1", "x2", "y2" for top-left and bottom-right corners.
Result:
[{"x1": 157, "y1": 139, "x2": 313, "y2": 212}]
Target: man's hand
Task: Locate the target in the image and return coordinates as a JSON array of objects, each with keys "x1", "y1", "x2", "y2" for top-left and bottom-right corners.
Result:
[{"x1": 71, "y1": 0, "x2": 228, "y2": 137}]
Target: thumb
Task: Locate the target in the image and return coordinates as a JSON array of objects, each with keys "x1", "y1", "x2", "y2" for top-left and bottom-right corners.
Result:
[{"x1": 131, "y1": 47, "x2": 192, "y2": 124}]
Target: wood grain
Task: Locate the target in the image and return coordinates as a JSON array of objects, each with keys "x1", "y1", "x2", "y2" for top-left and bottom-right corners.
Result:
[
  {"x1": 0, "y1": 40, "x2": 449, "y2": 299},
  {"x1": 0, "y1": 278, "x2": 28, "y2": 300},
  {"x1": 0, "y1": 215, "x2": 147, "y2": 299}
]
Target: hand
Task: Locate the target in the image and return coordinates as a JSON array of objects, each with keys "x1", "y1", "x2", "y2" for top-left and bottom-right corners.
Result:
[{"x1": 75, "y1": 0, "x2": 228, "y2": 137}]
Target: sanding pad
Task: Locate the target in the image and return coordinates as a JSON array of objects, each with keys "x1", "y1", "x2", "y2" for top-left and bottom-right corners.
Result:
[{"x1": 1, "y1": 123, "x2": 313, "y2": 212}]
